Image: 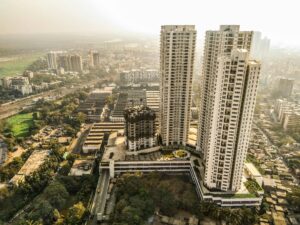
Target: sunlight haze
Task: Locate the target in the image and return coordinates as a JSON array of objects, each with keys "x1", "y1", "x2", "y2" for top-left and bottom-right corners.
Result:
[{"x1": 1, "y1": 0, "x2": 300, "y2": 47}]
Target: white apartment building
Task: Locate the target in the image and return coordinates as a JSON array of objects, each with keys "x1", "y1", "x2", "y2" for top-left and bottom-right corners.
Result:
[
  {"x1": 274, "y1": 98, "x2": 300, "y2": 131},
  {"x1": 197, "y1": 25, "x2": 261, "y2": 191},
  {"x1": 160, "y1": 25, "x2": 196, "y2": 146}
]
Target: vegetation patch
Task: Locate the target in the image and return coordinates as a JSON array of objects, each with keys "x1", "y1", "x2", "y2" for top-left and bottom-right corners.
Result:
[
  {"x1": 6, "y1": 113, "x2": 35, "y2": 138},
  {"x1": 245, "y1": 179, "x2": 263, "y2": 195},
  {"x1": 0, "y1": 53, "x2": 43, "y2": 78},
  {"x1": 111, "y1": 172, "x2": 259, "y2": 225},
  {"x1": 111, "y1": 173, "x2": 198, "y2": 224}
]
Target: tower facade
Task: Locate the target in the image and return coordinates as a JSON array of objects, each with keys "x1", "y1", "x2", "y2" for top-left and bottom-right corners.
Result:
[
  {"x1": 58, "y1": 54, "x2": 82, "y2": 72},
  {"x1": 197, "y1": 25, "x2": 261, "y2": 191},
  {"x1": 160, "y1": 25, "x2": 196, "y2": 146},
  {"x1": 70, "y1": 54, "x2": 83, "y2": 72},
  {"x1": 90, "y1": 51, "x2": 100, "y2": 67},
  {"x1": 47, "y1": 52, "x2": 58, "y2": 70},
  {"x1": 124, "y1": 105, "x2": 156, "y2": 151}
]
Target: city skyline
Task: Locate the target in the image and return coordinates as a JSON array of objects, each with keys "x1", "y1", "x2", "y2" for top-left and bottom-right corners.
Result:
[{"x1": 0, "y1": 1, "x2": 300, "y2": 222}]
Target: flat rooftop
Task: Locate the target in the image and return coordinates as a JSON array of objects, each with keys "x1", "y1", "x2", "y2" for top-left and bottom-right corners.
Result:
[
  {"x1": 83, "y1": 122, "x2": 125, "y2": 150},
  {"x1": 10, "y1": 150, "x2": 51, "y2": 185},
  {"x1": 102, "y1": 131, "x2": 126, "y2": 162},
  {"x1": 245, "y1": 162, "x2": 262, "y2": 177}
]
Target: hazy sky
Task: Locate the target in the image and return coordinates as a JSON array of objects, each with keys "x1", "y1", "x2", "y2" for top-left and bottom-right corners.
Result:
[{"x1": 1, "y1": 0, "x2": 299, "y2": 47}]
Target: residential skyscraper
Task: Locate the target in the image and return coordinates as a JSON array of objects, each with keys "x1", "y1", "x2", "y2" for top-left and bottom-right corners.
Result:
[
  {"x1": 57, "y1": 55, "x2": 71, "y2": 71},
  {"x1": 47, "y1": 51, "x2": 66, "y2": 70},
  {"x1": 57, "y1": 54, "x2": 82, "y2": 72},
  {"x1": 160, "y1": 25, "x2": 196, "y2": 146},
  {"x1": 70, "y1": 54, "x2": 83, "y2": 72},
  {"x1": 47, "y1": 51, "x2": 58, "y2": 70},
  {"x1": 90, "y1": 51, "x2": 100, "y2": 67},
  {"x1": 197, "y1": 25, "x2": 261, "y2": 191}
]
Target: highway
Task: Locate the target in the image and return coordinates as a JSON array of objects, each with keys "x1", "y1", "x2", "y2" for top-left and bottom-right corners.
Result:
[
  {"x1": 0, "y1": 89, "x2": 58, "y2": 120},
  {"x1": 0, "y1": 78, "x2": 105, "y2": 120},
  {"x1": 89, "y1": 169, "x2": 110, "y2": 225}
]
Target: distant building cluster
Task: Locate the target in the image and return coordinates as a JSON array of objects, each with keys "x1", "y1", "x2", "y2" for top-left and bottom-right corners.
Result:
[
  {"x1": 120, "y1": 69, "x2": 159, "y2": 85},
  {"x1": 0, "y1": 70, "x2": 62, "y2": 96},
  {"x1": 274, "y1": 98, "x2": 300, "y2": 131},
  {"x1": 0, "y1": 75, "x2": 33, "y2": 95},
  {"x1": 47, "y1": 51, "x2": 83, "y2": 73},
  {"x1": 251, "y1": 31, "x2": 271, "y2": 60}
]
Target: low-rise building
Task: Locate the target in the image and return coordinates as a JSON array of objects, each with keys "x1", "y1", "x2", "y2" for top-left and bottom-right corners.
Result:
[
  {"x1": 282, "y1": 112, "x2": 300, "y2": 131},
  {"x1": 245, "y1": 162, "x2": 263, "y2": 186},
  {"x1": 82, "y1": 122, "x2": 124, "y2": 154},
  {"x1": 9, "y1": 150, "x2": 51, "y2": 186}
]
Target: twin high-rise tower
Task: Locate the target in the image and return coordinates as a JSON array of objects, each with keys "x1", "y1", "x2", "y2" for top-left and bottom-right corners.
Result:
[{"x1": 160, "y1": 25, "x2": 261, "y2": 192}]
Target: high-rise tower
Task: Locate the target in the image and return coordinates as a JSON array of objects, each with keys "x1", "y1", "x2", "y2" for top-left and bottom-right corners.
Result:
[
  {"x1": 47, "y1": 51, "x2": 58, "y2": 70},
  {"x1": 197, "y1": 25, "x2": 261, "y2": 191},
  {"x1": 160, "y1": 25, "x2": 196, "y2": 146}
]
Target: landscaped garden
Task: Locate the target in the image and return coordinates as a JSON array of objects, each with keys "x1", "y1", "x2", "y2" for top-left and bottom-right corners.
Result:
[
  {"x1": 245, "y1": 179, "x2": 263, "y2": 195},
  {"x1": 161, "y1": 149, "x2": 190, "y2": 160},
  {"x1": 173, "y1": 149, "x2": 190, "y2": 159}
]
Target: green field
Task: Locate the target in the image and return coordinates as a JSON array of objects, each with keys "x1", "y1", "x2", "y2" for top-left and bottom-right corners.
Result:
[
  {"x1": 6, "y1": 113, "x2": 34, "y2": 137},
  {"x1": 0, "y1": 53, "x2": 43, "y2": 78}
]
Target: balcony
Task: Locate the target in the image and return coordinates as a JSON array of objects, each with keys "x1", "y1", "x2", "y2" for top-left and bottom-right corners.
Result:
[{"x1": 224, "y1": 118, "x2": 230, "y2": 123}]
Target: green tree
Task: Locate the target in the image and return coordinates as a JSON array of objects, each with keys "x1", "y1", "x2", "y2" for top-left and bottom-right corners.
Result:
[
  {"x1": 65, "y1": 201, "x2": 86, "y2": 225},
  {"x1": 43, "y1": 181, "x2": 69, "y2": 210},
  {"x1": 29, "y1": 200, "x2": 55, "y2": 225}
]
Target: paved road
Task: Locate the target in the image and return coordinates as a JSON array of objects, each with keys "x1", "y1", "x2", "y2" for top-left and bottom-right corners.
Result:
[
  {"x1": 71, "y1": 125, "x2": 91, "y2": 154},
  {"x1": 0, "y1": 89, "x2": 58, "y2": 120},
  {"x1": 0, "y1": 78, "x2": 105, "y2": 120},
  {"x1": 89, "y1": 169, "x2": 110, "y2": 225}
]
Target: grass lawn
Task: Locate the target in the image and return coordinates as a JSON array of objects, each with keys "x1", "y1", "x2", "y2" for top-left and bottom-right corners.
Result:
[
  {"x1": 0, "y1": 53, "x2": 43, "y2": 78},
  {"x1": 6, "y1": 113, "x2": 34, "y2": 137}
]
